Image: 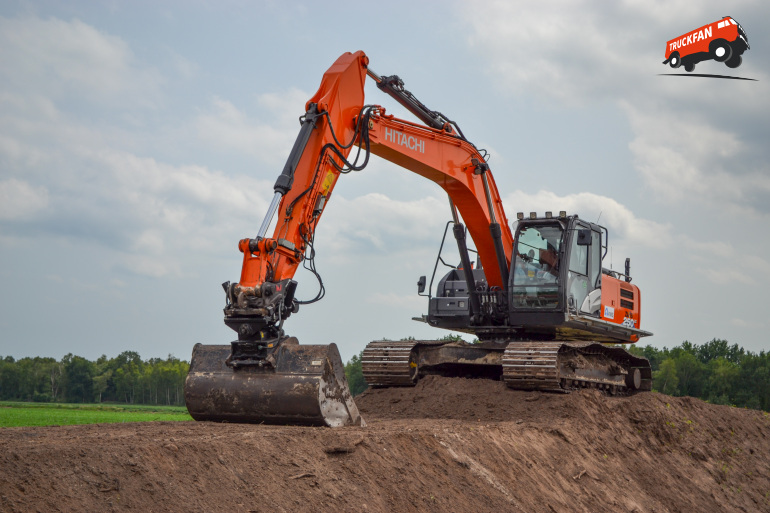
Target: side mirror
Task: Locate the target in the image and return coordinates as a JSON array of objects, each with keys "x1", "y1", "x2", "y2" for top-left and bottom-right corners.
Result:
[
  {"x1": 577, "y1": 229, "x2": 592, "y2": 246},
  {"x1": 417, "y1": 276, "x2": 426, "y2": 294}
]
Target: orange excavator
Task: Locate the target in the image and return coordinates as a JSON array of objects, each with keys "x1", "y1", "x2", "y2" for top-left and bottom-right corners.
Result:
[{"x1": 184, "y1": 51, "x2": 652, "y2": 427}]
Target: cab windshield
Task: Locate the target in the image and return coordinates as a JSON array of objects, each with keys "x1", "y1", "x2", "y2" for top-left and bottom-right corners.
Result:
[{"x1": 512, "y1": 224, "x2": 562, "y2": 309}]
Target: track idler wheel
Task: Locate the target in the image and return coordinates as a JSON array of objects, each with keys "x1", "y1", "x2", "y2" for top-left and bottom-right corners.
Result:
[
  {"x1": 625, "y1": 367, "x2": 642, "y2": 390},
  {"x1": 184, "y1": 341, "x2": 364, "y2": 427}
]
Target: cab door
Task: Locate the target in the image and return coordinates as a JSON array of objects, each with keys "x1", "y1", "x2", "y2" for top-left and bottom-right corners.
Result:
[{"x1": 567, "y1": 223, "x2": 602, "y2": 315}]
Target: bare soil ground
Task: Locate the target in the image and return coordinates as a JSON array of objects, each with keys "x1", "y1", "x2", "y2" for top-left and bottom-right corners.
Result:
[{"x1": 1, "y1": 376, "x2": 769, "y2": 513}]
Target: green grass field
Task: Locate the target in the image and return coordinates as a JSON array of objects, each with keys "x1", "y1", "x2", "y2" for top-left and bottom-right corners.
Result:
[{"x1": 0, "y1": 401, "x2": 193, "y2": 427}]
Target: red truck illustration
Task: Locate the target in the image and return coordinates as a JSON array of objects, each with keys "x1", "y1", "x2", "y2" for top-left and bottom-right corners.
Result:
[{"x1": 663, "y1": 16, "x2": 749, "y2": 72}]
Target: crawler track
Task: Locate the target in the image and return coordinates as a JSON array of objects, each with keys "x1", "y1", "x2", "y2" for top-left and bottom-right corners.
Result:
[
  {"x1": 362, "y1": 340, "x2": 457, "y2": 386},
  {"x1": 362, "y1": 339, "x2": 652, "y2": 396},
  {"x1": 361, "y1": 340, "x2": 419, "y2": 386},
  {"x1": 503, "y1": 341, "x2": 652, "y2": 394},
  {"x1": 502, "y1": 341, "x2": 563, "y2": 391}
]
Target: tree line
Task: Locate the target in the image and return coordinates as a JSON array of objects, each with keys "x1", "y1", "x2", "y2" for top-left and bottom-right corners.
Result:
[
  {"x1": 0, "y1": 352, "x2": 188, "y2": 406},
  {"x1": 628, "y1": 338, "x2": 770, "y2": 411},
  {"x1": 3, "y1": 338, "x2": 768, "y2": 410},
  {"x1": 345, "y1": 338, "x2": 770, "y2": 412}
]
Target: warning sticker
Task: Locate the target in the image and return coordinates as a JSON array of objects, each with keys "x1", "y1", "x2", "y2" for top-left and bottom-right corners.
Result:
[{"x1": 321, "y1": 169, "x2": 336, "y2": 194}]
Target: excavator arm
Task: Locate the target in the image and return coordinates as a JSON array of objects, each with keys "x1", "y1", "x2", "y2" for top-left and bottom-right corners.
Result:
[
  {"x1": 230, "y1": 51, "x2": 512, "y2": 335},
  {"x1": 226, "y1": 52, "x2": 369, "y2": 331},
  {"x1": 185, "y1": 50, "x2": 516, "y2": 427},
  {"x1": 365, "y1": 108, "x2": 513, "y2": 286}
]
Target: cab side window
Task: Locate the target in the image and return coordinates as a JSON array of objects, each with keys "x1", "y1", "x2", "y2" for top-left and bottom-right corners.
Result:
[
  {"x1": 590, "y1": 230, "x2": 601, "y2": 288},
  {"x1": 569, "y1": 232, "x2": 587, "y2": 275}
]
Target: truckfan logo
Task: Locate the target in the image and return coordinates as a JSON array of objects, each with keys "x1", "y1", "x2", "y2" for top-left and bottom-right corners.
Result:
[{"x1": 662, "y1": 16, "x2": 750, "y2": 74}]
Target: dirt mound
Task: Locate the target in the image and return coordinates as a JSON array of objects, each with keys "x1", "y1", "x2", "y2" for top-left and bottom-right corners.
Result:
[
  {"x1": 1, "y1": 376, "x2": 769, "y2": 512},
  {"x1": 357, "y1": 375, "x2": 571, "y2": 422}
]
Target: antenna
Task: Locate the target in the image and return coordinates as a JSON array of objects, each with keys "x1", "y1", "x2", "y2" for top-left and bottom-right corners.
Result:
[{"x1": 596, "y1": 210, "x2": 603, "y2": 224}]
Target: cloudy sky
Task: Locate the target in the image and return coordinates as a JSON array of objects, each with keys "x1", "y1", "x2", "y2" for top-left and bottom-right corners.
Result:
[{"x1": 1, "y1": 0, "x2": 768, "y2": 364}]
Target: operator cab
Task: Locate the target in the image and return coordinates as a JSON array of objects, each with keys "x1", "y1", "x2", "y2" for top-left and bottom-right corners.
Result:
[
  {"x1": 510, "y1": 214, "x2": 603, "y2": 319},
  {"x1": 421, "y1": 213, "x2": 651, "y2": 343}
]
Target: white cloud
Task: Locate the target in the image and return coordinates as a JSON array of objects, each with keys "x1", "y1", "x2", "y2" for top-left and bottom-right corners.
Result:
[
  {"x1": 0, "y1": 16, "x2": 293, "y2": 279},
  {"x1": 122, "y1": 254, "x2": 176, "y2": 279},
  {"x1": 462, "y1": 1, "x2": 764, "y2": 104},
  {"x1": 320, "y1": 192, "x2": 448, "y2": 257},
  {"x1": 730, "y1": 317, "x2": 764, "y2": 329},
  {"x1": 195, "y1": 91, "x2": 308, "y2": 165},
  {"x1": 462, "y1": 2, "x2": 770, "y2": 216},
  {"x1": 685, "y1": 237, "x2": 770, "y2": 286},
  {"x1": 73, "y1": 149, "x2": 274, "y2": 274},
  {"x1": 697, "y1": 267, "x2": 753, "y2": 286},
  {"x1": 168, "y1": 50, "x2": 199, "y2": 80},
  {"x1": 1, "y1": 141, "x2": 273, "y2": 278},
  {"x1": 93, "y1": 150, "x2": 267, "y2": 213},
  {"x1": 502, "y1": 189, "x2": 671, "y2": 248},
  {"x1": 680, "y1": 237, "x2": 734, "y2": 260},
  {"x1": 257, "y1": 88, "x2": 311, "y2": 126},
  {"x1": 678, "y1": 229, "x2": 770, "y2": 289},
  {"x1": 132, "y1": 229, "x2": 166, "y2": 255},
  {"x1": 0, "y1": 179, "x2": 48, "y2": 220},
  {"x1": 461, "y1": 1, "x2": 657, "y2": 104},
  {"x1": 622, "y1": 101, "x2": 757, "y2": 204},
  {"x1": 366, "y1": 291, "x2": 426, "y2": 311},
  {"x1": 0, "y1": 16, "x2": 163, "y2": 105}
]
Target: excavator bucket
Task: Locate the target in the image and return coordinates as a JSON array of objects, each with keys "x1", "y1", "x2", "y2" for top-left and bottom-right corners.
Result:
[{"x1": 185, "y1": 342, "x2": 364, "y2": 427}]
